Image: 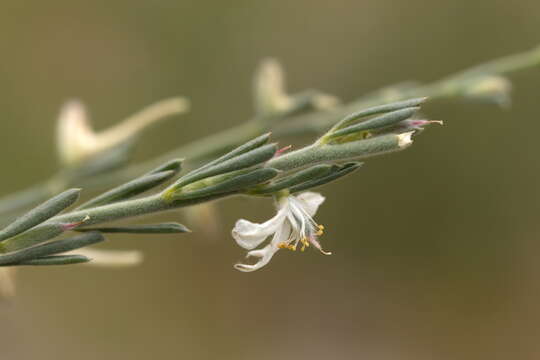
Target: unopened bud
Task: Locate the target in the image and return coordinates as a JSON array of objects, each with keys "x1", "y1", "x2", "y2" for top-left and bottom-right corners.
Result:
[
  {"x1": 463, "y1": 75, "x2": 512, "y2": 107},
  {"x1": 254, "y1": 58, "x2": 293, "y2": 116},
  {"x1": 69, "y1": 248, "x2": 143, "y2": 267},
  {"x1": 397, "y1": 131, "x2": 414, "y2": 148},
  {"x1": 57, "y1": 97, "x2": 190, "y2": 166},
  {"x1": 254, "y1": 59, "x2": 339, "y2": 118}
]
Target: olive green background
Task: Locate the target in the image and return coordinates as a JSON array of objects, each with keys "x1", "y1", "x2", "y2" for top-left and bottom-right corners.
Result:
[{"x1": 0, "y1": 1, "x2": 539, "y2": 359}]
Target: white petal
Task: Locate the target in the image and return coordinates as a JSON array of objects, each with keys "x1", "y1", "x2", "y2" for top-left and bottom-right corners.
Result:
[
  {"x1": 234, "y1": 222, "x2": 289, "y2": 272},
  {"x1": 56, "y1": 98, "x2": 189, "y2": 167},
  {"x1": 295, "y1": 192, "x2": 325, "y2": 216},
  {"x1": 56, "y1": 100, "x2": 97, "y2": 166},
  {"x1": 269, "y1": 221, "x2": 291, "y2": 248},
  {"x1": 0, "y1": 268, "x2": 16, "y2": 298},
  {"x1": 231, "y1": 210, "x2": 286, "y2": 250},
  {"x1": 234, "y1": 244, "x2": 277, "y2": 272},
  {"x1": 67, "y1": 248, "x2": 143, "y2": 267}
]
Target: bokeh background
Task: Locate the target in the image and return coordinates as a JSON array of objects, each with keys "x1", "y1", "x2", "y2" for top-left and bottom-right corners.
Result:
[{"x1": 0, "y1": 1, "x2": 539, "y2": 359}]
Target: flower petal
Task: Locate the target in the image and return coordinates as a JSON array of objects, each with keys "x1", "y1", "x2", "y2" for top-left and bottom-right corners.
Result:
[
  {"x1": 231, "y1": 210, "x2": 286, "y2": 250},
  {"x1": 234, "y1": 221, "x2": 290, "y2": 272},
  {"x1": 295, "y1": 192, "x2": 325, "y2": 217},
  {"x1": 234, "y1": 244, "x2": 277, "y2": 272}
]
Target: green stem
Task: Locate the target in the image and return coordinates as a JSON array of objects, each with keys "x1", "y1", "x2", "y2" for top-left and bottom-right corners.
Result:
[
  {"x1": 268, "y1": 133, "x2": 406, "y2": 171},
  {"x1": 0, "y1": 45, "x2": 539, "y2": 220},
  {"x1": 54, "y1": 195, "x2": 170, "y2": 225},
  {"x1": 53, "y1": 191, "x2": 236, "y2": 227},
  {"x1": 72, "y1": 121, "x2": 265, "y2": 196}
]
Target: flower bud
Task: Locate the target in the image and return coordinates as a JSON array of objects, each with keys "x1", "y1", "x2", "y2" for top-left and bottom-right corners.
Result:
[
  {"x1": 254, "y1": 58, "x2": 293, "y2": 116},
  {"x1": 253, "y1": 59, "x2": 338, "y2": 118},
  {"x1": 56, "y1": 97, "x2": 190, "y2": 166},
  {"x1": 462, "y1": 75, "x2": 512, "y2": 107}
]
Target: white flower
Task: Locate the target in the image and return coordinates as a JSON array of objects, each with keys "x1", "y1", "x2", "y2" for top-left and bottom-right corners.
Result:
[
  {"x1": 463, "y1": 75, "x2": 512, "y2": 107},
  {"x1": 64, "y1": 248, "x2": 143, "y2": 267},
  {"x1": 56, "y1": 97, "x2": 189, "y2": 166},
  {"x1": 232, "y1": 192, "x2": 331, "y2": 272},
  {"x1": 253, "y1": 59, "x2": 338, "y2": 117}
]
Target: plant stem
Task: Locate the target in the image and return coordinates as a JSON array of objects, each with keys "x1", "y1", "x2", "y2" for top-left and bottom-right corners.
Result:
[
  {"x1": 0, "y1": 45, "x2": 539, "y2": 220},
  {"x1": 53, "y1": 191, "x2": 235, "y2": 227},
  {"x1": 268, "y1": 133, "x2": 406, "y2": 171}
]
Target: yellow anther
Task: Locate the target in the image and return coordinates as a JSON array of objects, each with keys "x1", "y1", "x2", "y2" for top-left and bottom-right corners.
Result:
[
  {"x1": 316, "y1": 224, "x2": 325, "y2": 236},
  {"x1": 278, "y1": 242, "x2": 297, "y2": 251}
]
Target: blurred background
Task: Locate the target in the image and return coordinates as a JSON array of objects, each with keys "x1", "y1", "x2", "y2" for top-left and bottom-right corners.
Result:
[{"x1": 0, "y1": 0, "x2": 539, "y2": 359}]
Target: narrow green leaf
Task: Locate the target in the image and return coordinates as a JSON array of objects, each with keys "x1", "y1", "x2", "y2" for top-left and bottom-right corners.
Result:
[
  {"x1": 0, "y1": 188, "x2": 81, "y2": 241},
  {"x1": 77, "y1": 223, "x2": 190, "y2": 234},
  {"x1": 330, "y1": 97, "x2": 427, "y2": 131},
  {"x1": 328, "y1": 107, "x2": 419, "y2": 139},
  {"x1": 253, "y1": 164, "x2": 333, "y2": 194},
  {"x1": 171, "y1": 143, "x2": 277, "y2": 189},
  {"x1": 269, "y1": 133, "x2": 407, "y2": 172},
  {"x1": 194, "y1": 133, "x2": 272, "y2": 175},
  {"x1": 11, "y1": 255, "x2": 90, "y2": 266},
  {"x1": 0, "y1": 218, "x2": 87, "y2": 253},
  {"x1": 290, "y1": 163, "x2": 362, "y2": 193},
  {"x1": 146, "y1": 159, "x2": 183, "y2": 175},
  {"x1": 77, "y1": 170, "x2": 176, "y2": 210},
  {"x1": 172, "y1": 168, "x2": 279, "y2": 200},
  {"x1": 0, "y1": 232, "x2": 104, "y2": 265}
]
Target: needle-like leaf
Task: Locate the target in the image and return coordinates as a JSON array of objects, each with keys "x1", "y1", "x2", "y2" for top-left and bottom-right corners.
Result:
[
  {"x1": 0, "y1": 188, "x2": 81, "y2": 241},
  {"x1": 12, "y1": 255, "x2": 90, "y2": 266},
  {"x1": 77, "y1": 223, "x2": 190, "y2": 234},
  {"x1": 289, "y1": 162, "x2": 362, "y2": 193},
  {"x1": 77, "y1": 170, "x2": 176, "y2": 210},
  {"x1": 0, "y1": 232, "x2": 104, "y2": 265}
]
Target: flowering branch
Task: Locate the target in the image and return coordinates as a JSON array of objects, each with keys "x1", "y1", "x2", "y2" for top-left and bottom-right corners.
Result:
[
  {"x1": 0, "y1": 45, "x2": 538, "y2": 221},
  {"x1": 0, "y1": 43, "x2": 538, "y2": 276},
  {"x1": 0, "y1": 98, "x2": 437, "y2": 270}
]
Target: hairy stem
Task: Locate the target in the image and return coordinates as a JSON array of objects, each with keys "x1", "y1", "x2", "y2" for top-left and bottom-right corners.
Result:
[{"x1": 1, "y1": 45, "x2": 539, "y2": 220}]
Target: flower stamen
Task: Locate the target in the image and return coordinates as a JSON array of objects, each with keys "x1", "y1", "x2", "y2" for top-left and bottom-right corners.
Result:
[{"x1": 232, "y1": 191, "x2": 330, "y2": 271}]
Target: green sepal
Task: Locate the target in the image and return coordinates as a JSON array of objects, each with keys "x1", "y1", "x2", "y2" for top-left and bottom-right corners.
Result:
[
  {"x1": 329, "y1": 97, "x2": 426, "y2": 131},
  {"x1": 326, "y1": 107, "x2": 419, "y2": 141}
]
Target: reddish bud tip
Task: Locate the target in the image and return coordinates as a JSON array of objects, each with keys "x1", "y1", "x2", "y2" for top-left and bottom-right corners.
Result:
[
  {"x1": 275, "y1": 145, "x2": 293, "y2": 157},
  {"x1": 409, "y1": 120, "x2": 443, "y2": 127},
  {"x1": 61, "y1": 215, "x2": 90, "y2": 231}
]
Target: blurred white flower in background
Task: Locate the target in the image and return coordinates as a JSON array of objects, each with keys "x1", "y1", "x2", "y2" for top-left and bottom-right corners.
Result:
[{"x1": 56, "y1": 97, "x2": 190, "y2": 167}]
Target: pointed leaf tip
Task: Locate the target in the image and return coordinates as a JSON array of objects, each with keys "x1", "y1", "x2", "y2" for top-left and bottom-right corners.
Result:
[
  {"x1": 77, "y1": 223, "x2": 190, "y2": 234},
  {"x1": 0, "y1": 188, "x2": 81, "y2": 242}
]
